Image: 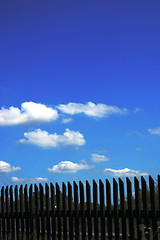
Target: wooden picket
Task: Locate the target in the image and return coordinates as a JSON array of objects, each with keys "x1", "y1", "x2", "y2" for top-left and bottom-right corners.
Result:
[{"x1": 0, "y1": 175, "x2": 160, "y2": 239}]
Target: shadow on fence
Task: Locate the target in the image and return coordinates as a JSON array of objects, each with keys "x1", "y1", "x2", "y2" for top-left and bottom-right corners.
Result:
[{"x1": 0, "y1": 175, "x2": 160, "y2": 239}]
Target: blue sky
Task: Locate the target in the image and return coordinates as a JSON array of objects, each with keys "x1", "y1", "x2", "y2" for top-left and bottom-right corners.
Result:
[{"x1": 0, "y1": 0, "x2": 160, "y2": 189}]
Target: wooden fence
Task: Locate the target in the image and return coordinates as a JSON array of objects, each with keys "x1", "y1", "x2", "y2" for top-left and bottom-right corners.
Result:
[{"x1": 0, "y1": 175, "x2": 160, "y2": 239}]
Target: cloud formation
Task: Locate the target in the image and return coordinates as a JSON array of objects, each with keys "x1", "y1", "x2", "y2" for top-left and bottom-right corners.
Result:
[
  {"x1": 48, "y1": 161, "x2": 94, "y2": 173},
  {"x1": 0, "y1": 161, "x2": 21, "y2": 172},
  {"x1": 148, "y1": 127, "x2": 160, "y2": 136},
  {"x1": 134, "y1": 108, "x2": 141, "y2": 113},
  {"x1": 104, "y1": 168, "x2": 148, "y2": 177},
  {"x1": 11, "y1": 177, "x2": 48, "y2": 182},
  {"x1": 61, "y1": 118, "x2": 73, "y2": 123},
  {"x1": 0, "y1": 102, "x2": 58, "y2": 126},
  {"x1": 91, "y1": 153, "x2": 110, "y2": 163},
  {"x1": 0, "y1": 101, "x2": 128, "y2": 126},
  {"x1": 19, "y1": 128, "x2": 85, "y2": 148},
  {"x1": 57, "y1": 102, "x2": 128, "y2": 118}
]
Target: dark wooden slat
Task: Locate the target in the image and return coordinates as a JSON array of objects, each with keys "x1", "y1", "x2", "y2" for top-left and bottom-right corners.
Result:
[
  {"x1": 19, "y1": 185, "x2": 24, "y2": 238},
  {"x1": 24, "y1": 184, "x2": 29, "y2": 239},
  {"x1": 134, "y1": 177, "x2": 142, "y2": 240},
  {"x1": 119, "y1": 178, "x2": 127, "y2": 240},
  {"x1": 93, "y1": 180, "x2": 98, "y2": 240},
  {"x1": 34, "y1": 184, "x2": 40, "y2": 240},
  {"x1": 39, "y1": 183, "x2": 45, "y2": 239},
  {"x1": 68, "y1": 182, "x2": 73, "y2": 240},
  {"x1": 1, "y1": 186, "x2": 5, "y2": 240},
  {"x1": 113, "y1": 178, "x2": 119, "y2": 240},
  {"x1": 149, "y1": 176, "x2": 158, "y2": 240},
  {"x1": 62, "y1": 182, "x2": 67, "y2": 240},
  {"x1": 79, "y1": 181, "x2": 86, "y2": 240},
  {"x1": 141, "y1": 176, "x2": 150, "y2": 240},
  {"x1": 50, "y1": 183, "x2": 56, "y2": 240},
  {"x1": 45, "y1": 183, "x2": 50, "y2": 240},
  {"x1": 29, "y1": 184, "x2": 34, "y2": 240},
  {"x1": 5, "y1": 186, "x2": 10, "y2": 238},
  {"x1": 10, "y1": 185, "x2": 15, "y2": 240},
  {"x1": 56, "y1": 182, "x2": 62, "y2": 240},
  {"x1": 15, "y1": 185, "x2": 19, "y2": 240},
  {"x1": 0, "y1": 187, "x2": 2, "y2": 240},
  {"x1": 106, "y1": 179, "x2": 112, "y2": 240},
  {"x1": 126, "y1": 178, "x2": 134, "y2": 239},
  {"x1": 86, "y1": 180, "x2": 92, "y2": 240},
  {"x1": 158, "y1": 175, "x2": 160, "y2": 210},
  {"x1": 74, "y1": 181, "x2": 79, "y2": 240},
  {"x1": 99, "y1": 179, "x2": 105, "y2": 240}
]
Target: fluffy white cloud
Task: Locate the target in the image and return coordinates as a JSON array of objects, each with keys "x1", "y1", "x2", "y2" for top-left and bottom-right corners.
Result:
[
  {"x1": 11, "y1": 177, "x2": 48, "y2": 182},
  {"x1": 0, "y1": 102, "x2": 58, "y2": 126},
  {"x1": 91, "y1": 153, "x2": 110, "y2": 163},
  {"x1": 11, "y1": 177, "x2": 24, "y2": 182},
  {"x1": 148, "y1": 127, "x2": 160, "y2": 136},
  {"x1": 19, "y1": 128, "x2": 85, "y2": 148},
  {"x1": 57, "y1": 102, "x2": 128, "y2": 118},
  {"x1": 0, "y1": 161, "x2": 21, "y2": 172},
  {"x1": 35, "y1": 177, "x2": 48, "y2": 182},
  {"x1": 48, "y1": 161, "x2": 94, "y2": 173},
  {"x1": 104, "y1": 168, "x2": 148, "y2": 177}
]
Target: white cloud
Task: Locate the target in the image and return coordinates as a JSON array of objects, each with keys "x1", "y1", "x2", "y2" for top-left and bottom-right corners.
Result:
[
  {"x1": 11, "y1": 177, "x2": 24, "y2": 182},
  {"x1": 134, "y1": 108, "x2": 141, "y2": 113},
  {"x1": 61, "y1": 118, "x2": 73, "y2": 123},
  {"x1": 148, "y1": 127, "x2": 160, "y2": 136},
  {"x1": 0, "y1": 161, "x2": 21, "y2": 172},
  {"x1": 11, "y1": 177, "x2": 48, "y2": 182},
  {"x1": 57, "y1": 102, "x2": 128, "y2": 118},
  {"x1": 91, "y1": 153, "x2": 110, "y2": 163},
  {"x1": 35, "y1": 177, "x2": 48, "y2": 182},
  {"x1": 19, "y1": 128, "x2": 85, "y2": 148},
  {"x1": 104, "y1": 168, "x2": 148, "y2": 177},
  {"x1": 0, "y1": 102, "x2": 58, "y2": 126},
  {"x1": 48, "y1": 161, "x2": 94, "y2": 173}
]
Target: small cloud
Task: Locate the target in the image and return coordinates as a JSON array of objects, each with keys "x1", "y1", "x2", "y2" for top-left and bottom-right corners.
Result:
[
  {"x1": 0, "y1": 102, "x2": 59, "y2": 126},
  {"x1": 11, "y1": 177, "x2": 48, "y2": 183},
  {"x1": 0, "y1": 161, "x2": 21, "y2": 172},
  {"x1": 135, "y1": 147, "x2": 144, "y2": 151},
  {"x1": 134, "y1": 108, "x2": 141, "y2": 113},
  {"x1": 11, "y1": 177, "x2": 24, "y2": 182},
  {"x1": 91, "y1": 153, "x2": 110, "y2": 163},
  {"x1": 104, "y1": 168, "x2": 148, "y2": 177},
  {"x1": 126, "y1": 130, "x2": 145, "y2": 137},
  {"x1": 35, "y1": 177, "x2": 48, "y2": 182},
  {"x1": 48, "y1": 161, "x2": 94, "y2": 173},
  {"x1": 57, "y1": 102, "x2": 128, "y2": 118},
  {"x1": 61, "y1": 118, "x2": 73, "y2": 123},
  {"x1": 19, "y1": 128, "x2": 85, "y2": 148},
  {"x1": 148, "y1": 127, "x2": 160, "y2": 136}
]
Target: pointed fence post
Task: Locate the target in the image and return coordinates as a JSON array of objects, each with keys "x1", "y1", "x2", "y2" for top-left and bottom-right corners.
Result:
[
  {"x1": 68, "y1": 181, "x2": 73, "y2": 240},
  {"x1": 113, "y1": 178, "x2": 119, "y2": 240},
  {"x1": 74, "y1": 181, "x2": 79, "y2": 240},
  {"x1": 119, "y1": 178, "x2": 127, "y2": 240},
  {"x1": 99, "y1": 179, "x2": 105, "y2": 240}
]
